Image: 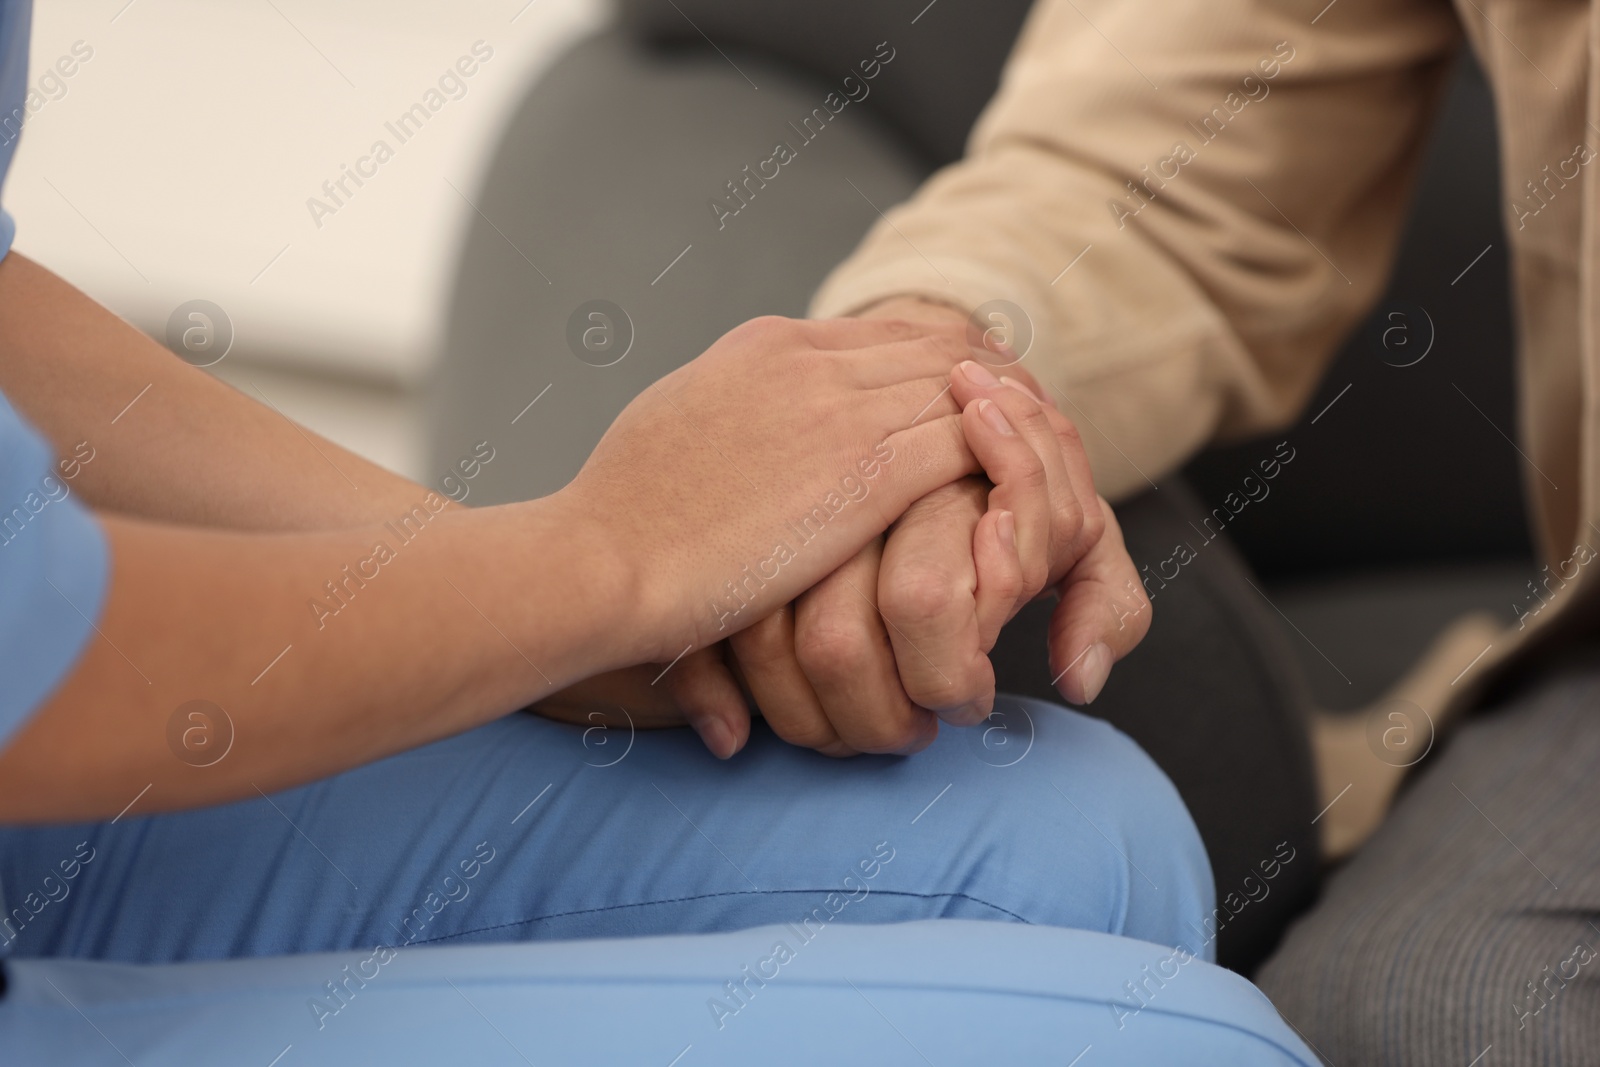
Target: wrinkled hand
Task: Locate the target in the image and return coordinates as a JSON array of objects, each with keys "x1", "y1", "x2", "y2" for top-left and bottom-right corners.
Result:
[
  {"x1": 542, "y1": 308, "x2": 1152, "y2": 759},
  {"x1": 717, "y1": 354, "x2": 1149, "y2": 757}
]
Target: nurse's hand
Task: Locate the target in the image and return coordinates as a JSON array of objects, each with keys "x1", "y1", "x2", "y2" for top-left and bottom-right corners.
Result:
[{"x1": 558, "y1": 314, "x2": 983, "y2": 671}]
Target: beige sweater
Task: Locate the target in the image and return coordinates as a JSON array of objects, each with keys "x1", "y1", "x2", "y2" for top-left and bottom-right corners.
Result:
[{"x1": 812, "y1": 0, "x2": 1598, "y2": 712}]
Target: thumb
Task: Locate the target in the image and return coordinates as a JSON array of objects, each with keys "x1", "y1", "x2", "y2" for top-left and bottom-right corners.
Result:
[
  {"x1": 666, "y1": 646, "x2": 752, "y2": 759},
  {"x1": 1048, "y1": 501, "x2": 1151, "y2": 705}
]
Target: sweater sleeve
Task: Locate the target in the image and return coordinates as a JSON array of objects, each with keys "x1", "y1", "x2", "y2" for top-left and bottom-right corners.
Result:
[{"x1": 811, "y1": 0, "x2": 1460, "y2": 500}]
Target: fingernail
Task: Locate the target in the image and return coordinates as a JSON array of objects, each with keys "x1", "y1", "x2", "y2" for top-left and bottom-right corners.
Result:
[
  {"x1": 999, "y1": 376, "x2": 1044, "y2": 403},
  {"x1": 959, "y1": 359, "x2": 1001, "y2": 388},
  {"x1": 700, "y1": 718, "x2": 736, "y2": 759},
  {"x1": 977, "y1": 398, "x2": 1015, "y2": 436},
  {"x1": 996, "y1": 509, "x2": 1016, "y2": 552},
  {"x1": 1079, "y1": 643, "x2": 1113, "y2": 704}
]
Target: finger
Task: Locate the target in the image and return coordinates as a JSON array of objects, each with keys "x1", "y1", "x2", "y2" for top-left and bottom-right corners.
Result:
[
  {"x1": 845, "y1": 325, "x2": 977, "y2": 387},
  {"x1": 728, "y1": 605, "x2": 856, "y2": 757},
  {"x1": 952, "y1": 361, "x2": 1098, "y2": 586},
  {"x1": 871, "y1": 412, "x2": 980, "y2": 523},
  {"x1": 666, "y1": 646, "x2": 752, "y2": 758},
  {"x1": 957, "y1": 390, "x2": 1057, "y2": 602},
  {"x1": 876, "y1": 479, "x2": 995, "y2": 725},
  {"x1": 536, "y1": 665, "x2": 685, "y2": 728},
  {"x1": 962, "y1": 304, "x2": 1032, "y2": 373},
  {"x1": 871, "y1": 374, "x2": 963, "y2": 432},
  {"x1": 960, "y1": 313, "x2": 1062, "y2": 409},
  {"x1": 797, "y1": 543, "x2": 940, "y2": 754},
  {"x1": 1026, "y1": 394, "x2": 1106, "y2": 580},
  {"x1": 802, "y1": 316, "x2": 948, "y2": 351},
  {"x1": 1001, "y1": 366, "x2": 1057, "y2": 408},
  {"x1": 972, "y1": 507, "x2": 1026, "y2": 651},
  {"x1": 1049, "y1": 500, "x2": 1152, "y2": 705}
]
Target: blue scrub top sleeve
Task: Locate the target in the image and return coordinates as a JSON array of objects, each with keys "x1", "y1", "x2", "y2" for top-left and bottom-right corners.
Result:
[{"x1": 0, "y1": 392, "x2": 109, "y2": 750}]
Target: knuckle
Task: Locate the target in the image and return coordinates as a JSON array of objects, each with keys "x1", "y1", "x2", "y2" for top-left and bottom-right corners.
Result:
[
  {"x1": 1127, "y1": 601, "x2": 1154, "y2": 641},
  {"x1": 769, "y1": 715, "x2": 840, "y2": 752},
  {"x1": 924, "y1": 658, "x2": 994, "y2": 724},
  {"x1": 942, "y1": 697, "x2": 992, "y2": 729},
  {"x1": 1051, "y1": 411, "x2": 1084, "y2": 448},
  {"x1": 849, "y1": 713, "x2": 926, "y2": 754},
  {"x1": 1018, "y1": 553, "x2": 1051, "y2": 598},
  {"x1": 987, "y1": 563, "x2": 1029, "y2": 607},
  {"x1": 929, "y1": 325, "x2": 971, "y2": 365},
  {"x1": 1012, "y1": 452, "x2": 1049, "y2": 495},
  {"x1": 879, "y1": 564, "x2": 965, "y2": 631},
  {"x1": 1054, "y1": 493, "x2": 1086, "y2": 539},
  {"x1": 1051, "y1": 508, "x2": 1087, "y2": 572},
  {"x1": 730, "y1": 613, "x2": 791, "y2": 669},
  {"x1": 877, "y1": 317, "x2": 923, "y2": 341},
  {"x1": 749, "y1": 313, "x2": 795, "y2": 332},
  {"x1": 739, "y1": 314, "x2": 800, "y2": 346},
  {"x1": 1078, "y1": 497, "x2": 1107, "y2": 547},
  {"x1": 905, "y1": 477, "x2": 985, "y2": 524},
  {"x1": 794, "y1": 614, "x2": 875, "y2": 679},
  {"x1": 1011, "y1": 400, "x2": 1051, "y2": 434},
  {"x1": 912, "y1": 669, "x2": 977, "y2": 715}
]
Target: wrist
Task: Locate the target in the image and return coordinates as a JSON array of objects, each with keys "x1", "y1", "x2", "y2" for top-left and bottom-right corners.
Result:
[
  {"x1": 855, "y1": 295, "x2": 969, "y2": 328},
  {"x1": 518, "y1": 486, "x2": 660, "y2": 673}
]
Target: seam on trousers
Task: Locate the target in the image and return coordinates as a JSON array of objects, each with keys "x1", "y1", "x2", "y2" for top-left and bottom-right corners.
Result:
[{"x1": 405, "y1": 888, "x2": 1035, "y2": 947}]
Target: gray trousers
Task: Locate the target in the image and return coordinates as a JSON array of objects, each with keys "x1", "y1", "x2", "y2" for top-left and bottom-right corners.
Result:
[{"x1": 1257, "y1": 655, "x2": 1600, "y2": 1065}]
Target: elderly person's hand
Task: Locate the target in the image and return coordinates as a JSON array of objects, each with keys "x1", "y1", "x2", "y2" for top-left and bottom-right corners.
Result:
[{"x1": 539, "y1": 302, "x2": 1151, "y2": 759}]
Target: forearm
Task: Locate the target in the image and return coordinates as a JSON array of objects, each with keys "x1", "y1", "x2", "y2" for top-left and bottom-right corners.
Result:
[
  {"x1": 811, "y1": 0, "x2": 1458, "y2": 500},
  {"x1": 0, "y1": 315, "x2": 980, "y2": 803},
  {"x1": 0, "y1": 490, "x2": 635, "y2": 822},
  {"x1": 0, "y1": 253, "x2": 427, "y2": 530}
]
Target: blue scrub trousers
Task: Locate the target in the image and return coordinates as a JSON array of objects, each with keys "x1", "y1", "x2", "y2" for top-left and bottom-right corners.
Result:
[{"x1": 0, "y1": 699, "x2": 1316, "y2": 1064}]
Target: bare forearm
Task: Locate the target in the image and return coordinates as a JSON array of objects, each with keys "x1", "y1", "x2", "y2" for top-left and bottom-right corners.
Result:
[
  {"x1": 0, "y1": 253, "x2": 426, "y2": 530},
  {"x1": 0, "y1": 490, "x2": 634, "y2": 822},
  {"x1": 0, "y1": 314, "x2": 982, "y2": 810}
]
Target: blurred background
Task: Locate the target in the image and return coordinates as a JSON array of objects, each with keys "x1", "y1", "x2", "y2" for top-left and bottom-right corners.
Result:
[
  {"x1": 12, "y1": 0, "x2": 1533, "y2": 712},
  {"x1": 11, "y1": 0, "x2": 606, "y2": 479},
  {"x1": 11, "y1": 0, "x2": 1553, "y2": 973}
]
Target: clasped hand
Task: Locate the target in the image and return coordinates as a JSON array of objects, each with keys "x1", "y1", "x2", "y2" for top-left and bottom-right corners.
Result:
[{"x1": 546, "y1": 307, "x2": 1150, "y2": 757}]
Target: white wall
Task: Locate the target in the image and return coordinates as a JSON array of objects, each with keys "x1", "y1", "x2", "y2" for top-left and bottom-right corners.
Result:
[{"x1": 9, "y1": 0, "x2": 605, "y2": 386}]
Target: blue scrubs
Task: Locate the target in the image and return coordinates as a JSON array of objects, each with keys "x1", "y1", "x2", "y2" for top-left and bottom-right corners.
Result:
[{"x1": 0, "y1": 1, "x2": 1316, "y2": 1060}]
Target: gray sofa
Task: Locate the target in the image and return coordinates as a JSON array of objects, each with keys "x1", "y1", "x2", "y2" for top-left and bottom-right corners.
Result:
[{"x1": 426, "y1": 2, "x2": 1529, "y2": 971}]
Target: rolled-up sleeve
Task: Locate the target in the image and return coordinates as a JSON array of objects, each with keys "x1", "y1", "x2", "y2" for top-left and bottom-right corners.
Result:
[
  {"x1": 0, "y1": 394, "x2": 108, "y2": 749},
  {"x1": 812, "y1": 0, "x2": 1460, "y2": 500}
]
